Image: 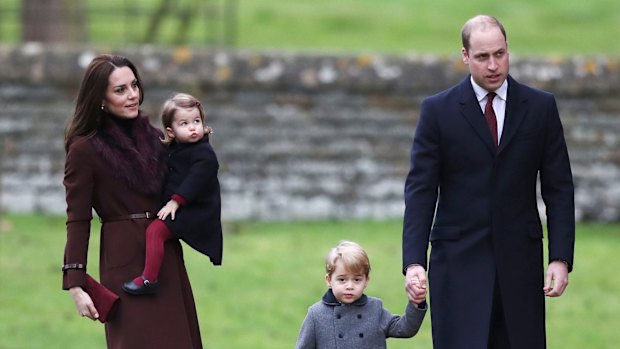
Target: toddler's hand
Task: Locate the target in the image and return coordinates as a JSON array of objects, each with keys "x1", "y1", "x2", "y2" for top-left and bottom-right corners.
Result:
[{"x1": 158, "y1": 199, "x2": 180, "y2": 220}]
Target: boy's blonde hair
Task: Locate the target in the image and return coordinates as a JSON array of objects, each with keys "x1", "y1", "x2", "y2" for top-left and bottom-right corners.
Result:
[
  {"x1": 325, "y1": 240, "x2": 371, "y2": 277},
  {"x1": 160, "y1": 92, "x2": 207, "y2": 144}
]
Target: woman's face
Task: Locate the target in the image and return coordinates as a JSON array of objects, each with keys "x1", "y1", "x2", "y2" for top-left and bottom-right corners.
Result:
[{"x1": 103, "y1": 66, "x2": 140, "y2": 119}]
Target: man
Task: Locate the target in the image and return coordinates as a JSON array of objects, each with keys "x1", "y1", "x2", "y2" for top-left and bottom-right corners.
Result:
[{"x1": 402, "y1": 15, "x2": 575, "y2": 349}]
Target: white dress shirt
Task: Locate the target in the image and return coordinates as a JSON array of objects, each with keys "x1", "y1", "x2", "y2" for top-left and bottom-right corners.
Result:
[{"x1": 470, "y1": 77, "x2": 508, "y2": 145}]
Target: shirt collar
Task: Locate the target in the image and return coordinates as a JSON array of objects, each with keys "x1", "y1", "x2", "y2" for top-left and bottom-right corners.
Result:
[{"x1": 470, "y1": 76, "x2": 508, "y2": 102}]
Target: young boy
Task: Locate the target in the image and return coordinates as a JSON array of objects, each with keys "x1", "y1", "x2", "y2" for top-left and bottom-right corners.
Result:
[{"x1": 295, "y1": 240, "x2": 426, "y2": 349}]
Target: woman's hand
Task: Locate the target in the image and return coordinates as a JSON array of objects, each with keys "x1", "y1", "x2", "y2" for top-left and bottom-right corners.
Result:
[{"x1": 70, "y1": 286, "x2": 99, "y2": 321}]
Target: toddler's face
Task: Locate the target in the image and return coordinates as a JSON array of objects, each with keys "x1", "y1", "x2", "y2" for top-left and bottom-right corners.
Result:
[
  {"x1": 326, "y1": 262, "x2": 368, "y2": 304},
  {"x1": 166, "y1": 107, "x2": 205, "y2": 144}
]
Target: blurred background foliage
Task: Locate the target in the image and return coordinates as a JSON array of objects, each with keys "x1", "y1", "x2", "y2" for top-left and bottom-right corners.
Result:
[{"x1": 1, "y1": 0, "x2": 619, "y2": 55}]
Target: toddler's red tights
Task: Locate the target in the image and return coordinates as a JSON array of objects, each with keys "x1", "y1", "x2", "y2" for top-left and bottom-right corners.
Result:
[{"x1": 133, "y1": 219, "x2": 173, "y2": 286}]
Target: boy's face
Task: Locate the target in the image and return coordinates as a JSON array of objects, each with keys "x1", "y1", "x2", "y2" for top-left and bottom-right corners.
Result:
[{"x1": 326, "y1": 261, "x2": 368, "y2": 304}]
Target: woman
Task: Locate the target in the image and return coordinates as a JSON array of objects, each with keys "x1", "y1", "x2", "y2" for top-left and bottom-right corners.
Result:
[{"x1": 62, "y1": 54, "x2": 203, "y2": 348}]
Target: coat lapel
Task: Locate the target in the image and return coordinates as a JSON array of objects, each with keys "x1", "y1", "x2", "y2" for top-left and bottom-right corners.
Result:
[
  {"x1": 457, "y1": 78, "x2": 497, "y2": 154},
  {"x1": 498, "y1": 76, "x2": 528, "y2": 154}
]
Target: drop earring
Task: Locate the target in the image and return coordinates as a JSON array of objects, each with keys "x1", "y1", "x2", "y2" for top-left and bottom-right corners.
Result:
[{"x1": 101, "y1": 105, "x2": 105, "y2": 111}]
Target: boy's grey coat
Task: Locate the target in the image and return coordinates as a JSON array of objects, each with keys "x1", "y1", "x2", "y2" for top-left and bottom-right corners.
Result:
[{"x1": 295, "y1": 290, "x2": 426, "y2": 349}]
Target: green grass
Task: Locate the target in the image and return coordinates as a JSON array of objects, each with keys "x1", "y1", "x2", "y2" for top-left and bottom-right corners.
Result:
[
  {"x1": 236, "y1": 0, "x2": 620, "y2": 55},
  {"x1": 0, "y1": 215, "x2": 619, "y2": 348},
  {"x1": 1, "y1": 0, "x2": 620, "y2": 54}
]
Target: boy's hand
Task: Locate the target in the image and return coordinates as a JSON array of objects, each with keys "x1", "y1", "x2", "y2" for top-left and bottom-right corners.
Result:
[{"x1": 157, "y1": 199, "x2": 180, "y2": 221}]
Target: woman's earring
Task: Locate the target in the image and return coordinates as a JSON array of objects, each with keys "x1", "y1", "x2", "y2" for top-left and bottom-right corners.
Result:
[{"x1": 100, "y1": 105, "x2": 105, "y2": 111}]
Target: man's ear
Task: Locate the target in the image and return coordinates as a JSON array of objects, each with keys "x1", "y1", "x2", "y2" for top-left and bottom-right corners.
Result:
[{"x1": 461, "y1": 47, "x2": 469, "y2": 65}]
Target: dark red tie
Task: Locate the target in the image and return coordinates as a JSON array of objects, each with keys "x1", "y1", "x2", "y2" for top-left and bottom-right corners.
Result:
[{"x1": 484, "y1": 92, "x2": 498, "y2": 146}]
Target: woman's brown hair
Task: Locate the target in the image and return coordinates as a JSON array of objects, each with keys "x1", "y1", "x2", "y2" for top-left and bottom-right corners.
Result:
[{"x1": 64, "y1": 54, "x2": 145, "y2": 150}]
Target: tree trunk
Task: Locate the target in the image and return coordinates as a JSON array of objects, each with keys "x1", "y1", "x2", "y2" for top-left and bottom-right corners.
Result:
[
  {"x1": 143, "y1": 0, "x2": 173, "y2": 43},
  {"x1": 174, "y1": 0, "x2": 201, "y2": 45},
  {"x1": 21, "y1": 0, "x2": 87, "y2": 42}
]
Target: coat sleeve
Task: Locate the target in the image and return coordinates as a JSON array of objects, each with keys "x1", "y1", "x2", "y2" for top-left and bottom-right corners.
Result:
[
  {"x1": 295, "y1": 306, "x2": 317, "y2": 349},
  {"x1": 62, "y1": 138, "x2": 95, "y2": 289},
  {"x1": 381, "y1": 301, "x2": 426, "y2": 338},
  {"x1": 403, "y1": 97, "x2": 441, "y2": 271},
  {"x1": 539, "y1": 95, "x2": 575, "y2": 271},
  {"x1": 174, "y1": 143, "x2": 219, "y2": 203}
]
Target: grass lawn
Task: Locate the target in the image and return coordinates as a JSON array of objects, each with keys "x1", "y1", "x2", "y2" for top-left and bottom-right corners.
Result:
[
  {"x1": 1, "y1": 0, "x2": 620, "y2": 55},
  {"x1": 235, "y1": 0, "x2": 620, "y2": 55},
  {"x1": 0, "y1": 215, "x2": 618, "y2": 348}
]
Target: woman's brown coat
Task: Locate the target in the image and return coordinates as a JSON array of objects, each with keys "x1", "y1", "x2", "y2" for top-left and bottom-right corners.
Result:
[{"x1": 62, "y1": 116, "x2": 203, "y2": 348}]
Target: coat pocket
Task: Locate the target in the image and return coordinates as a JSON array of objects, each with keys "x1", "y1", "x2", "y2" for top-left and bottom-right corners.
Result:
[{"x1": 430, "y1": 226, "x2": 461, "y2": 241}]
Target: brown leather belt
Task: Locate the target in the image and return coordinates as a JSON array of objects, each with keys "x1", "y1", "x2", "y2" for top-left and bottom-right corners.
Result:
[
  {"x1": 61, "y1": 263, "x2": 86, "y2": 271},
  {"x1": 99, "y1": 212, "x2": 153, "y2": 223}
]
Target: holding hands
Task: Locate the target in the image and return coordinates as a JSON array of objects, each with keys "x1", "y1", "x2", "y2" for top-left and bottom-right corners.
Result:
[{"x1": 405, "y1": 264, "x2": 427, "y2": 307}]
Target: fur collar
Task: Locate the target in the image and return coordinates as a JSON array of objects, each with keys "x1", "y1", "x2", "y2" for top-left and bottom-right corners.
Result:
[{"x1": 90, "y1": 112, "x2": 167, "y2": 195}]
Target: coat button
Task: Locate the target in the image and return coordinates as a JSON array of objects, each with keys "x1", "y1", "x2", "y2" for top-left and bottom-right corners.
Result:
[
  {"x1": 338, "y1": 334, "x2": 343, "y2": 338},
  {"x1": 336, "y1": 314, "x2": 341, "y2": 319},
  {"x1": 357, "y1": 314, "x2": 362, "y2": 319},
  {"x1": 359, "y1": 333, "x2": 364, "y2": 338}
]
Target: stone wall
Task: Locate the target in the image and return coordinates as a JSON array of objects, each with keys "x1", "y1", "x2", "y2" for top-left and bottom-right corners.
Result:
[{"x1": 1, "y1": 44, "x2": 619, "y2": 221}]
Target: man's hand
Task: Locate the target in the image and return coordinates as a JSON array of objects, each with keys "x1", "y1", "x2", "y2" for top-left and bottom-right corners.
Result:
[
  {"x1": 544, "y1": 260, "x2": 569, "y2": 297},
  {"x1": 405, "y1": 264, "x2": 427, "y2": 305}
]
